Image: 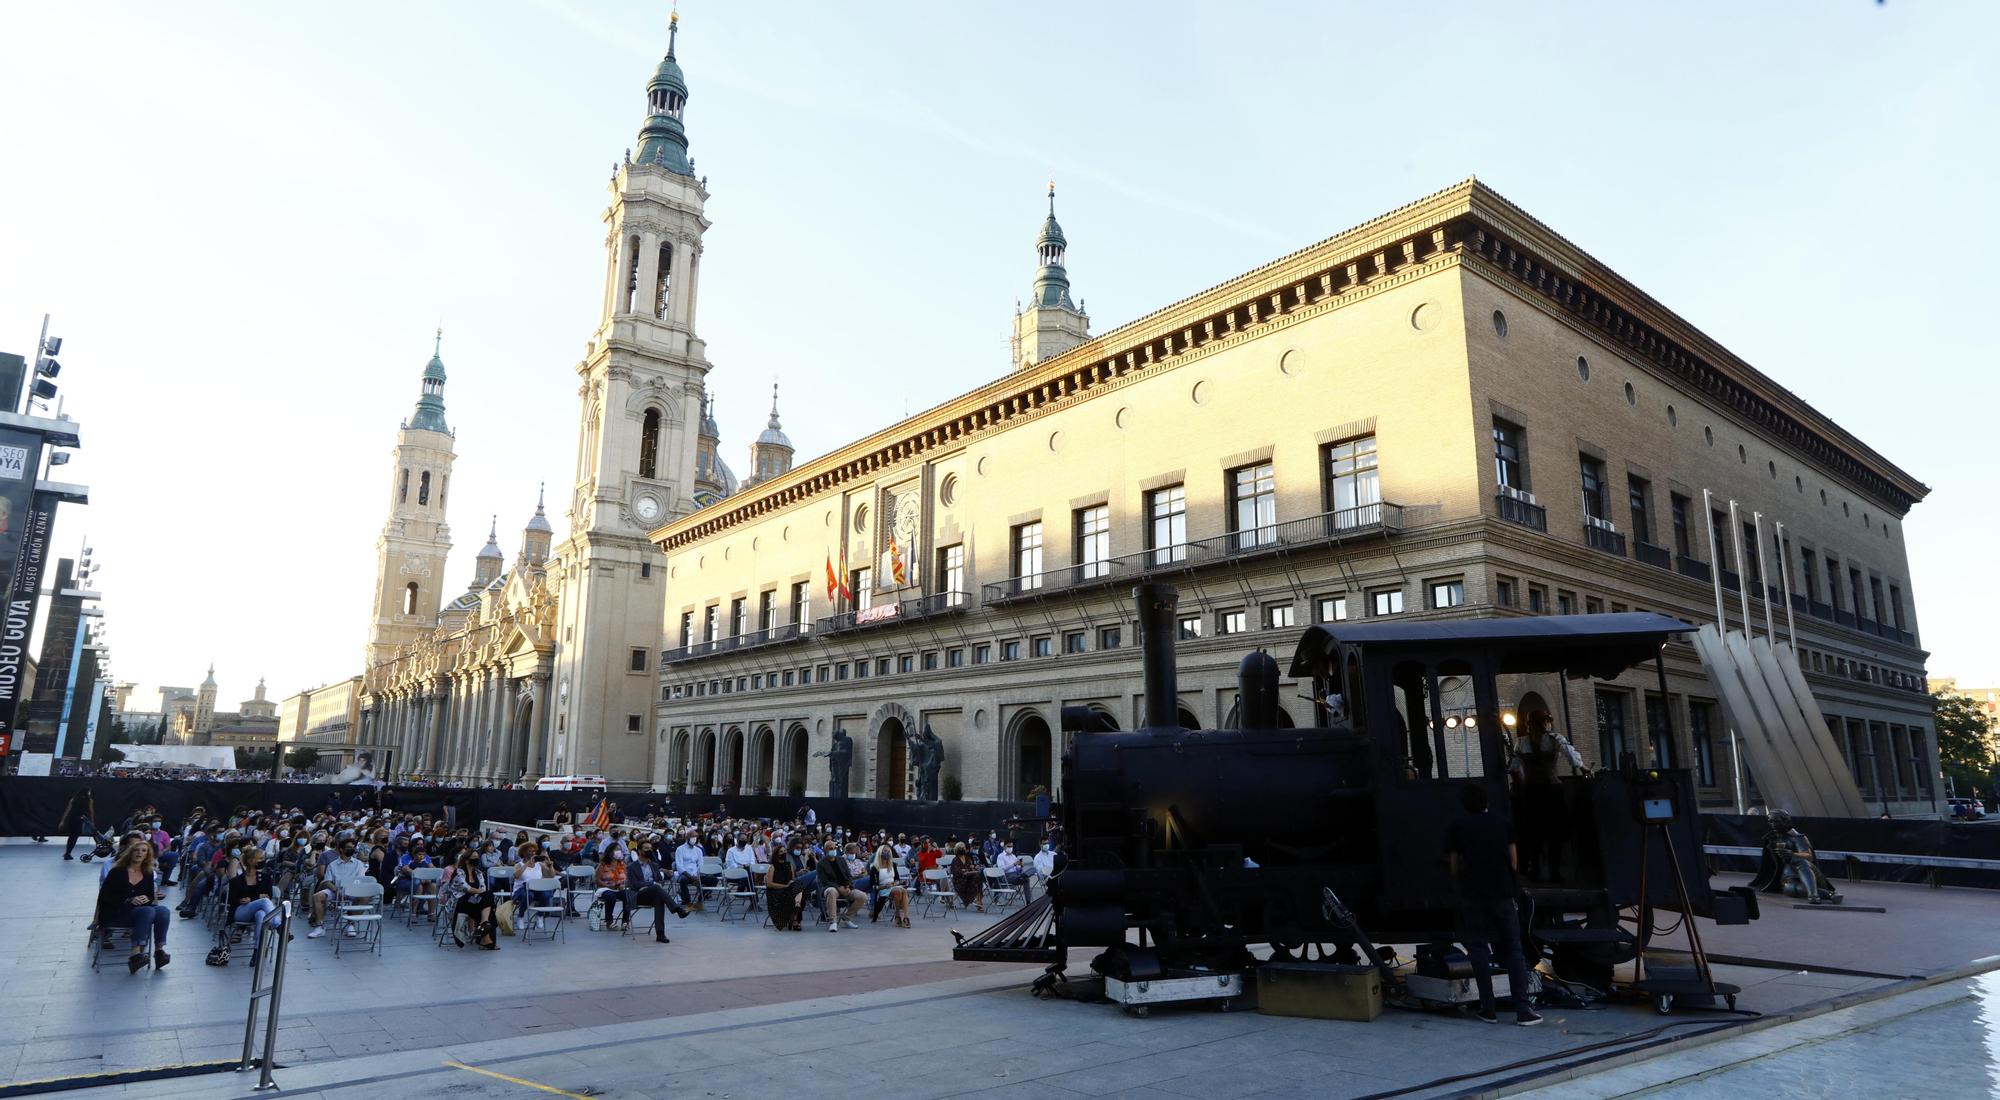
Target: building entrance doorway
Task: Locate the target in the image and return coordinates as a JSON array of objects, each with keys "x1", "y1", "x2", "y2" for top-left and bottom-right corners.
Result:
[{"x1": 876, "y1": 718, "x2": 908, "y2": 800}]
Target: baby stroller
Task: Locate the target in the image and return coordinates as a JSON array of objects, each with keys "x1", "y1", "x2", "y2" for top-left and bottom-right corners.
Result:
[{"x1": 79, "y1": 827, "x2": 116, "y2": 863}]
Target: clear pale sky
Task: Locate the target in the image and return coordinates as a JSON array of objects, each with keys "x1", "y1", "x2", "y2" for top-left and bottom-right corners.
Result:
[{"x1": 2, "y1": 1, "x2": 1995, "y2": 709}]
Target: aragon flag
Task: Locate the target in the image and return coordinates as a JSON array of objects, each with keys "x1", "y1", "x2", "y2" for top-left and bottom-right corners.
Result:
[{"x1": 889, "y1": 536, "x2": 907, "y2": 586}]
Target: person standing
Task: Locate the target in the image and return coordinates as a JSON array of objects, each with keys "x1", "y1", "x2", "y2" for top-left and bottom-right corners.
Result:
[
  {"x1": 1508, "y1": 713, "x2": 1584, "y2": 882},
  {"x1": 1444, "y1": 784, "x2": 1542, "y2": 1026},
  {"x1": 62, "y1": 788, "x2": 98, "y2": 860}
]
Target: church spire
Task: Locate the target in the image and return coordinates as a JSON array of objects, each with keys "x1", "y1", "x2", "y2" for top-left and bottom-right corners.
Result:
[
  {"x1": 1012, "y1": 182, "x2": 1091, "y2": 371},
  {"x1": 408, "y1": 328, "x2": 450, "y2": 434},
  {"x1": 635, "y1": 9, "x2": 694, "y2": 176},
  {"x1": 1032, "y1": 180, "x2": 1073, "y2": 309}
]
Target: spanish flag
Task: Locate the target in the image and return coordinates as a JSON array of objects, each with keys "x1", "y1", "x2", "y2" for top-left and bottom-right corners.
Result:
[{"x1": 825, "y1": 552, "x2": 840, "y2": 603}]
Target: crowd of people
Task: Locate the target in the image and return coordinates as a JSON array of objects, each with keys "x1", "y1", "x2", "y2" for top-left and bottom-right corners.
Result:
[{"x1": 72, "y1": 789, "x2": 1058, "y2": 973}]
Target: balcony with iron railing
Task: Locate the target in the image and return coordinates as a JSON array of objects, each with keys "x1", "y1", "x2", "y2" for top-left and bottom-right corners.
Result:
[
  {"x1": 1583, "y1": 520, "x2": 1627, "y2": 558},
  {"x1": 1633, "y1": 540, "x2": 1672, "y2": 570},
  {"x1": 815, "y1": 591, "x2": 970, "y2": 636},
  {"x1": 982, "y1": 503, "x2": 1404, "y2": 605},
  {"x1": 661, "y1": 621, "x2": 809, "y2": 666},
  {"x1": 1494, "y1": 492, "x2": 1547, "y2": 532}
]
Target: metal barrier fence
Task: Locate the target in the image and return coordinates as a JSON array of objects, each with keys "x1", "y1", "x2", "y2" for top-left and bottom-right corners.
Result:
[{"x1": 239, "y1": 899, "x2": 294, "y2": 1090}]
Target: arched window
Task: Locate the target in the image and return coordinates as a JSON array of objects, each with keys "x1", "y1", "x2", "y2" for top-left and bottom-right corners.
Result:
[
  {"x1": 418, "y1": 470, "x2": 431, "y2": 505},
  {"x1": 639, "y1": 409, "x2": 661, "y2": 479},
  {"x1": 655, "y1": 242, "x2": 673, "y2": 318},
  {"x1": 399, "y1": 468, "x2": 409, "y2": 502},
  {"x1": 403, "y1": 581, "x2": 419, "y2": 615},
  {"x1": 623, "y1": 235, "x2": 641, "y2": 313},
  {"x1": 438, "y1": 474, "x2": 447, "y2": 508}
]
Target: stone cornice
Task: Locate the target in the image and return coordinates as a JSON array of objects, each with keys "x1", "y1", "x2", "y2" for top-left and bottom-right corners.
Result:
[{"x1": 654, "y1": 180, "x2": 1925, "y2": 550}]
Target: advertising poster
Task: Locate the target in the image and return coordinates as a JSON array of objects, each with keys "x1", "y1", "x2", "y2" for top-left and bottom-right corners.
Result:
[{"x1": 0, "y1": 429, "x2": 54, "y2": 758}]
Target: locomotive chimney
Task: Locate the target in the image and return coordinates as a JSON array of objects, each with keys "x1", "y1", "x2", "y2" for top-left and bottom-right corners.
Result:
[
  {"x1": 1134, "y1": 582, "x2": 1181, "y2": 731},
  {"x1": 1237, "y1": 649, "x2": 1280, "y2": 730}
]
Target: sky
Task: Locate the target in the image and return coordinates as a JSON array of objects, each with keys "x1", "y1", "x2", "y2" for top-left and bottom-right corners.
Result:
[{"x1": 1, "y1": 1, "x2": 1996, "y2": 708}]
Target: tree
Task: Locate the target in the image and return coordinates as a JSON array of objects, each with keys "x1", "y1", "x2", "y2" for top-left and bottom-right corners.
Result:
[
  {"x1": 237, "y1": 747, "x2": 276, "y2": 771},
  {"x1": 1933, "y1": 690, "x2": 1998, "y2": 799},
  {"x1": 284, "y1": 746, "x2": 321, "y2": 770}
]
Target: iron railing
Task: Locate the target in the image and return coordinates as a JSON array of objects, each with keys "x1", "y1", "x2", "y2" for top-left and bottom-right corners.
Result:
[
  {"x1": 1583, "y1": 523, "x2": 1627, "y2": 557},
  {"x1": 1495, "y1": 493, "x2": 1547, "y2": 531},
  {"x1": 1633, "y1": 541, "x2": 1672, "y2": 570}
]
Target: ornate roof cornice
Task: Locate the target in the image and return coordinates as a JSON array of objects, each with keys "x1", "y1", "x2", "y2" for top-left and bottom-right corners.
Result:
[{"x1": 654, "y1": 179, "x2": 1924, "y2": 550}]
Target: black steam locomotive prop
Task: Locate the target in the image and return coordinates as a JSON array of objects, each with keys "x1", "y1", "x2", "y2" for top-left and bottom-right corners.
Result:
[{"x1": 954, "y1": 582, "x2": 1755, "y2": 1008}]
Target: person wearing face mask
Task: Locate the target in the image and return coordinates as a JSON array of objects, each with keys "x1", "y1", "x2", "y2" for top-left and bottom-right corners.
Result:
[
  {"x1": 981, "y1": 831, "x2": 1002, "y2": 868},
  {"x1": 308, "y1": 841, "x2": 368, "y2": 938},
  {"x1": 670, "y1": 832, "x2": 706, "y2": 911},
  {"x1": 625, "y1": 842, "x2": 688, "y2": 942},
  {"x1": 763, "y1": 842, "x2": 806, "y2": 931},
  {"x1": 995, "y1": 840, "x2": 1026, "y2": 886},
  {"x1": 1033, "y1": 839, "x2": 1058, "y2": 878}
]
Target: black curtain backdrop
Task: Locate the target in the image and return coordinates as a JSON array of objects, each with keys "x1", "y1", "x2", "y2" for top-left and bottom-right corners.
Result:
[
  {"x1": 0, "y1": 777, "x2": 1035, "y2": 843},
  {"x1": 1702, "y1": 812, "x2": 2000, "y2": 889}
]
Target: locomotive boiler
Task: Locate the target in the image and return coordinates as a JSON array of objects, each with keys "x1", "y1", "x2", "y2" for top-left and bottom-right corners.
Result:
[{"x1": 953, "y1": 581, "x2": 1754, "y2": 990}]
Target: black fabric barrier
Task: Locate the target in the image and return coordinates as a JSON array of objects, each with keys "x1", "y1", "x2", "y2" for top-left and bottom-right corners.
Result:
[
  {"x1": 1702, "y1": 812, "x2": 2000, "y2": 890},
  {"x1": 0, "y1": 777, "x2": 1035, "y2": 842}
]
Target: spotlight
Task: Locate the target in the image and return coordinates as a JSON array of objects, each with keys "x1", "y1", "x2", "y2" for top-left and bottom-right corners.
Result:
[{"x1": 1501, "y1": 711, "x2": 1517, "y2": 728}]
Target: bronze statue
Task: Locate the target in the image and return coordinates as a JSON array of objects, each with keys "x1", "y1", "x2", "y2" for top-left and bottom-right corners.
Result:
[
  {"x1": 1762, "y1": 810, "x2": 1841, "y2": 904},
  {"x1": 912, "y1": 724, "x2": 944, "y2": 801},
  {"x1": 824, "y1": 728, "x2": 854, "y2": 800}
]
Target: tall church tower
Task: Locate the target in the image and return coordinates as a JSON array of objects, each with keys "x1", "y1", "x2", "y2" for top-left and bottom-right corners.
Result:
[
  {"x1": 366, "y1": 333, "x2": 456, "y2": 670},
  {"x1": 742, "y1": 383, "x2": 794, "y2": 489},
  {"x1": 548, "y1": 12, "x2": 713, "y2": 780},
  {"x1": 194, "y1": 665, "x2": 217, "y2": 743},
  {"x1": 1011, "y1": 183, "x2": 1090, "y2": 371}
]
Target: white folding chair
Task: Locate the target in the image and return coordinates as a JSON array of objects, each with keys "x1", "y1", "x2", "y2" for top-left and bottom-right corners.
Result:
[
  {"x1": 521, "y1": 879, "x2": 566, "y2": 944},
  {"x1": 983, "y1": 866, "x2": 1022, "y2": 911},
  {"x1": 405, "y1": 867, "x2": 444, "y2": 927},
  {"x1": 562, "y1": 865, "x2": 597, "y2": 918},
  {"x1": 696, "y1": 857, "x2": 728, "y2": 912},
  {"x1": 334, "y1": 879, "x2": 384, "y2": 957},
  {"x1": 919, "y1": 868, "x2": 956, "y2": 917},
  {"x1": 718, "y1": 866, "x2": 755, "y2": 921}
]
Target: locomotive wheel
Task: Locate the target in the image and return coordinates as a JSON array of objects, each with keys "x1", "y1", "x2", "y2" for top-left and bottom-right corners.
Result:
[
  {"x1": 1125, "y1": 1005, "x2": 1151, "y2": 1018},
  {"x1": 1655, "y1": 994, "x2": 1672, "y2": 1016},
  {"x1": 1726, "y1": 994, "x2": 1738, "y2": 1011}
]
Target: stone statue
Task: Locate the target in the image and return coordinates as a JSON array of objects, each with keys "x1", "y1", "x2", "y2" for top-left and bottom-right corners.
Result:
[
  {"x1": 823, "y1": 728, "x2": 853, "y2": 800},
  {"x1": 1761, "y1": 810, "x2": 1841, "y2": 904},
  {"x1": 913, "y1": 724, "x2": 945, "y2": 802}
]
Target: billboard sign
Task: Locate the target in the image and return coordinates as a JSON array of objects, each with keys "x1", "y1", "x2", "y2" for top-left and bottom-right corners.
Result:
[{"x1": 0, "y1": 427, "x2": 53, "y2": 758}]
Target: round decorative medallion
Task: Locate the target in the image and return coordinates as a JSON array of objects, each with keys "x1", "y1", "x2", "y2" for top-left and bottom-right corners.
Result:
[
  {"x1": 1115, "y1": 406, "x2": 1131, "y2": 430},
  {"x1": 1624, "y1": 382, "x2": 1636, "y2": 406},
  {"x1": 1667, "y1": 404, "x2": 1678, "y2": 427},
  {"x1": 940, "y1": 474, "x2": 959, "y2": 507},
  {"x1": 1410, "y1": 303, "x2": 1437, "y2": 332},
  {"x1": 976, "y1": 455, "x2": 990, "y2": 477},
  {"x1": 1577, "y1": 356, "x2": 1591, "y2": 382},
  {"x1": 1048, "y1": 430, "x2": 1064, "y2": 453},
  {"x1": 1279, "y1": 348, "x2": 1304, "y2": 375},
  {"x1": 852, "y1": 503, "x2": 869, "y2": 533},
  {"x1": 1191, "y1": 380, "x2": 1209, "y2": 406},
  {"x1": 1492, "y1": 310, "x2": 1508, "y2": 338}
]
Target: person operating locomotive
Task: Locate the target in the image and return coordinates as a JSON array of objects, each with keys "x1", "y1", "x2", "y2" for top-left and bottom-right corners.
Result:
[{"x1": 1507, "y1": 712, "x2": 1586, "y2": 882}]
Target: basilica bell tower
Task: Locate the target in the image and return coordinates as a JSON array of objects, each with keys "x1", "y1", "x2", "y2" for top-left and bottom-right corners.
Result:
[
  {"x1": 366, "y1": 333, "x2": 455, "y2": 671},
  {"x1": 548, "y1": 11, "x2": 715, "y2": 781}
]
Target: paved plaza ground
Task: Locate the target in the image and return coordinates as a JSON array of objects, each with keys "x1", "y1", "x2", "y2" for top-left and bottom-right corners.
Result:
[{"x1": 3, "y1": 840, "x2": 1993, "y2": 1099}]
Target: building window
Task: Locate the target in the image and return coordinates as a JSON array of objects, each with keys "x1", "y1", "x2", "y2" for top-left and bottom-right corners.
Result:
[
  {"x1": 1585, "y1": 596, "x2": 1604, "y2": 615},
  {"x1": 790, "y1": 581, "x2": 810, "y2": 627},
  {"x1": 1097, "y1": 626, "x2": 1122, "y2": 650},
  {"x1": 1031, "y1": 636, "x2": 1053, "y2": 659},
  {"x1": 1496, "y1": 576, "x2": 1517, "y2": 608},
  {"x1": 1325, "y1": 435, "x2": 1381, "y2": 525},
  {"x1": 1868, "y1": 576, "x2": 1885, "y2": 624},
  {"x1": 1741, "y1": 522, "x2": 1761, "y2": 587},
  {"x1": 702, "y1": 605, "x2": 717, "y2": 642},
  {"x1": 729, "y1": 597, "x2": 747, "y2": 637},
  {"x1": 1075, "y1": 505, "x2": 1110, "y2": 580},
  {"x1": 1825, "y1": 557, "x2": 1843, "y2": 611},
  {"x1": 1428, "y1": 579, "x2": 1465, "y2": 609},
  {"x1": 1596, "y1": 690, "x2": 1629, "y2": 768},
  {"x1": 1645, "y1": 695, "x2": 1675, "y2": 768},
  {"x1": 1849, "y1": 566, "x2": 1864, "y2": 617},
  {"x1": 640, "y1": 561, "x2": 651, "y2": 579},
  {"x1": 1888, "y1": 584, "x2": 1904, "y2": 629},
  {"x1": 1264, "y1": 603, "x2": 1296, "y2": 629},
  {"x1": 678, "y1": 612, "x2": 693, "y2": 648},
  {"x1": 627, "y1": 714, "x2": 642, "y2": 734},
  {"x1": 1688, "y1": 700, "x2": 1717, "y2": 786},
  {"x1": 783, "y1": 670, "x2": 796, "y2": 686},
  {"x1": 1801, "y1": 548, "x2": 1820, "y2": 602},
  {"x1": 836, "y1": 664, "x2": 849, "y2": 681},
  {"x1": 899, "y1": 654, "x2": 915, "y2": 674},
  {"x1": 639, "y1": 408, "x2": 661, "y2": 480},
  {"x1": 399, "y1": 468, "x2": 409, "y2": 502},
  {"x1": 759, "y1": 590, "x2": 777, "y2": 632},
  {"x1": 403, "y1": 581, "x2": 419, "y2": 615},
  {"x1": 852, "y1": 568, "x2": 873, "y2": 611},
  {"x1": 1628, "y1": 476, "x2": 1654, "y2": 545},
  {"x1": 921, "y1": 651, "x2": 938, "y2": 671},
  {"x1": 752, "y1": 674, "x2": 764, "y2": 689},
  {"x1": 973, "y1": 644, "x2": 991, "y2": 665},
  {"x1": 1369, "y1": 588, "x2": 1404, "y2": 617},
  {"x1": 947, "y1": 648, "x2": 964, "y2": 668},
  {"x1": 853, "y1": 660, "x2": 868, "y2": 679},
  {"x1": 876, "y1": 657, "x2": 891, "y2": 676},
  {"x1": 1148, "y1": 485, "x2": 1188, "y2": 565},
  {"x1": 1529, "y1": 585, "x2": 1548, "y2": 613},
  {"x1": 1012, "y1": 523, "x2": 1044, "y2": 589},
  {"x1": 1556, "y1": 590, "x2": 1575, "y2": 615},
  {"x1": 629, "y1": 648, "x2": 647, "y2": 673},
  {"x1": 418, "y1": 470, "x2": 431, "y2": 506},
  {"x1": 1316, "y1": 595, "x2": 1348, "y2": 622},
  {"x1": 1218, "y1": 609, "x2": 1247, "y2": 635},
  {"x1": 1230, "y1": 462, "x2": 1277, "y2": 548},
  {"x1": 1711, "y1": 509, "x2": 1733, "y2": 571},
  {"x1": 1002, "y1": 640, "x2": 1023, "y2": 662},
  {"x1": 1178, "y1": 615, "x2": 1204, "y2": 640},
  {"x1": 938, "y1": 544, "x2": 965, "y2": 605},
  {"x1": 1062, "y1": 631, "x2": 1086, "y2": 654},
  {"x1": 1492, "y1": 420, "x2": 1527, "y2": 491},
  {"x1": 1578, "y1": 454, "x2": 1607, "y2": 522},
  {"x1": 1670, "y1": 493, "x2": 1692, "y2": 558}
]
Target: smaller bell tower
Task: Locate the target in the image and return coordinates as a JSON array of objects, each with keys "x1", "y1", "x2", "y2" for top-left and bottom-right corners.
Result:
[
  {"x1": 1011, "y1": 182, "x2": 1090, "y2": 371},
  {"x1": 366, "y1": 332, "x2": 456, "y2": 670}
]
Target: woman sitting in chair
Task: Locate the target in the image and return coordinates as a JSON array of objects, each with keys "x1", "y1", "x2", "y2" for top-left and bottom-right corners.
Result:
[
  {"x1": 453, "y1": 849, "x2": 497, "y2": 950},
  {"x1": 949, "y1": 843, "x2": 986, "y2": 913},
  {"x1": 869, "y1": 846, "x2": 910, "y2": 928},
  {"x1": 97, "y1": 838, "x2": 171, "y2": 973},
  {"x1": 763, "y1": 840, "x2": 806, "y2": 931},
  {"x1": 226, "y1": 849, "x2": 285, "y2": 955},
  {"x1": 593, "y1": 852, "x2": 628, "y2": 928}
]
